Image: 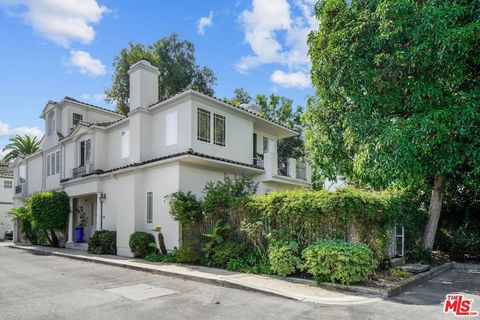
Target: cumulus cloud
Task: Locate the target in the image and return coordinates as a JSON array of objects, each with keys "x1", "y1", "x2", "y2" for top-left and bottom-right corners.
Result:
[
  {"x1": 67, "y1": 50, "x2": 106, "y2": 77},
  {"x1": 270, "y1": 70, "x2": 311, "y2": 89},
  {"x1": 0, "y1": 121, "x2": 43, "y2": 139},
  {"x1": 197, "y1": 11, "x2": 213, "y2": 35},
  {"x1": 237, "y1": 0, "x2": 317, "y2": 89},
  {"x1": 0, "y1": 0, "x2": 108, "y2": 47}
]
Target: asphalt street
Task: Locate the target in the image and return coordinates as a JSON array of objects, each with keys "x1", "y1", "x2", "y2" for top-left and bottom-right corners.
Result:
[{"x1": 0, "y1": 245, "x2": 478, "y2": 320}]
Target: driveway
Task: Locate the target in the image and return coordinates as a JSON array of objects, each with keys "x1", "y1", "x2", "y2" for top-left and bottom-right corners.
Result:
[{"x1": 0, "y1": 246, "x2": 478, "y2": 320}]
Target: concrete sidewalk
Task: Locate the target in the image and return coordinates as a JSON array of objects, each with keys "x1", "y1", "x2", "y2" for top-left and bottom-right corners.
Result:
[{"x1": 2, "y1": 242, "x2": 381, "y2": 305}]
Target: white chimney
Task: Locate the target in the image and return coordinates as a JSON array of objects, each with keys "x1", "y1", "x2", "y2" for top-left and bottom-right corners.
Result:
[{"x1": 128, "y1": 59, "x2": 160, "y2": 111}]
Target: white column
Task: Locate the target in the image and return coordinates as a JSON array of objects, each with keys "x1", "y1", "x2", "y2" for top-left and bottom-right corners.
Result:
[
  {"x1": 67, "y1": 198, "x2": 74, "y2": 244},
  {"x1": 287, "y1": 158, "x2": 296, "y2": 179},
  {"x1": 96, "y1": 193, "x2": 102, "y2": 231},
  {"x1": 306, "y1": 163, "x2": 312, "y2": 183}
]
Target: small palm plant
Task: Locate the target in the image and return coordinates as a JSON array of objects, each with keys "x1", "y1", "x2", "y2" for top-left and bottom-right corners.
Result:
[
  {"x1": 202, "y1": 220, "x2": 231, "y2": 258},
  {"x1": 2, "y1": 134, "x2": 40, "y2": 162}
]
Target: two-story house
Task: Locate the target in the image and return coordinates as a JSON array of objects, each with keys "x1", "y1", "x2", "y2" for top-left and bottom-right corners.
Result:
[
  {"x1": 0, "y1": 161, "x2": 13, "y2": 239},
  {"x1": 12, "y1": 59, "x2": 311, "y2": 256}
]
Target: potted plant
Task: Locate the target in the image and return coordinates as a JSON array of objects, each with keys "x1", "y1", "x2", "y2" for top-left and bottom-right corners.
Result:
[{"x1": 75, "y1": 206, "x2": 87, "y2": 243}]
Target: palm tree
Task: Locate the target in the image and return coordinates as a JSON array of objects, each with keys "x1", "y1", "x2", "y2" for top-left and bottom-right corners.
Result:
[{"x1": 2, "y1": 134, "x2": 40, "y2": 163}]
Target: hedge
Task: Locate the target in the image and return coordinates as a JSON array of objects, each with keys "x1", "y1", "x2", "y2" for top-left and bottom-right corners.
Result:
[{"x1": 244, "y1": 187, "x2": 401, "y2": 258}]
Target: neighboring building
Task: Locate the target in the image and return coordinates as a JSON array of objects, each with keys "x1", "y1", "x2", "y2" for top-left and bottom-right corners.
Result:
[
  {"x1": 12, "y1": 59, "x2": 311, "y2": 256},
  {"x1": 0, "y1": 161, "x2": 13, "y2": 239}
]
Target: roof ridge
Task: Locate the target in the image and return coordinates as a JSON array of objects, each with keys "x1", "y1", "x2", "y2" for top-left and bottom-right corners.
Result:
[{"x1": 64, "y1": 96, "x2": 125, "y2": 116}]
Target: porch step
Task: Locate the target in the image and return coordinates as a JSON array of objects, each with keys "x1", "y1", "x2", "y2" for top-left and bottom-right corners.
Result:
[{"x1": 66, "y1": 242, "x2": 89, "y2": 251}]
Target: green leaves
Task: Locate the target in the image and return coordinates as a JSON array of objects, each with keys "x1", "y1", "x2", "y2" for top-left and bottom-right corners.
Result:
[
  {"x1": 305, "y1": 0, "x2": 480, "y2": 189},
  {"x1": 29, "y1": 191, "x2": 69, "y2": 232},
  {"x1": 2, "y1": 134, "x2": 39, "y2": 163}
]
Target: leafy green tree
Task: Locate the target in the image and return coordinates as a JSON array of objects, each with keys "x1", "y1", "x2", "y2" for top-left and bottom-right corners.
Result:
[
  {"x1": 2, "y1": 134, "x2": 40, "y2": 163},
  {"x1": 106, "y1": 33, "x2": 217, "y2": 115},
  {"x1": 304, "y1": 0, "x2": 480, "y2": 249}
]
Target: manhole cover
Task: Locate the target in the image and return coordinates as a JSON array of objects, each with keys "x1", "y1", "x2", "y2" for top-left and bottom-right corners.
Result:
[{"x1": 105, "y1": 284, "x2": 178, "y2": 301}]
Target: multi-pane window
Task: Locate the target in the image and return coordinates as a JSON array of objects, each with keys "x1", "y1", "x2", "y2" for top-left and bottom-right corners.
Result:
[
  {"x1": 73, "y1": 113, "x2": 83, "y2": 125},
  {"x1": 146, "y1": 192, "x2": 153, "y2": 224},
  {"x1": 213, "y1": 114, "x2": 226, "y2": 147},
  {"x1": 80, "y1": 139, "x2": 92, "y2": 166},
  {"x1": 46, "y1": 152, "x2": 60, "y2": 176},
  {"x1": 55, "y1": 151, "x2": 60, "y2": 174},
  {"x1": 197, "y1": 108, "x2": 211, "y2": 143},
  {"x1": 263, "y1": 137, "x2": 269, "y2": 153},
  {"x1": 4, "y1": 180, "x2": 12, "y2": 189}
]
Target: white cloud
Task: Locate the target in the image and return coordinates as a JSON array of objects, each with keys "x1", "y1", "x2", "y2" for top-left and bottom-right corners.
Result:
[
  {"x1": 81, "y1": 93, "x2": 105, "y2": 103},
  {"x1": 68, "y1": 50, "x2": 106, "y2": 77},
  {"x1": 0, "y1": 121, "x2": 43, "y2": 139},
  {"x1": 197, "y1": 11, "x2": 213, "y2": 35},
  {"x1": 270, "y1": 70, "x2": 311, "y2": 89},
  {"x1": 237, "y1": 0, "x2": 317, "y2": 88},
  {"x1": 0, "y1": 0, "x2": 108, "y2": 47}
]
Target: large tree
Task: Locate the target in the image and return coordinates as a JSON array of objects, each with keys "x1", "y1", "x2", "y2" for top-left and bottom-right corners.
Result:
[
  {"x1": 305, "y1": 0, "x2": 480, "y2": 249},
  {"x1": 2, "y1": 134, "x2": 40, "y2": 163},
  {"x1": 106, "y1": 33, "x2": 217, "y2": 115}
]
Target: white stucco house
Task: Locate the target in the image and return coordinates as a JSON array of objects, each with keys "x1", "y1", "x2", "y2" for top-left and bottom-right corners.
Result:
[
  {"x1": 0, "y1": 162, "x2": 13, "y2": 239},
  {"x1": 12, "y1": 59, "x2": 311, "y2": 256}
]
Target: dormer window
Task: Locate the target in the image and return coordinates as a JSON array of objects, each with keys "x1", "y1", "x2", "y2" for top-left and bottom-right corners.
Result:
[{"x1": 73, "y1": 113, "x2": 83, "y2": 126}]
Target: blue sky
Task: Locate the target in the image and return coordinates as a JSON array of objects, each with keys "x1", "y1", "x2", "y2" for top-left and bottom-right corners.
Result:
[{"x1": 0, "y1": 0, "x2": 317, "y2": 156}]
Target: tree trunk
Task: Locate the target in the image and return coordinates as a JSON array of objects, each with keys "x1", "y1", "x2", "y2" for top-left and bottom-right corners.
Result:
[
  {"x1": 421, "y1": 176, "x2": 445, "y2": 250},
  {"x1": 158, "y1": 233, "x2": 168, "y2": 255}
]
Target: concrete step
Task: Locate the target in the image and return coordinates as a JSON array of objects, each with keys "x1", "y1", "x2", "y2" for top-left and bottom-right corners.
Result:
[
  {"x1": 66, "y1": 242, "x2": 89, "y2": 251},
  {"x1": 399, "y1": 264, "x2": 430, "y2": 274},
  {"x1": 391, "y1": 257, "x2": 405, "y2": 267}
]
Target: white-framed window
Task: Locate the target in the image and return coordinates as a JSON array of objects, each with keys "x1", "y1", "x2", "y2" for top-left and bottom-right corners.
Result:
[
  {"x1": 46, "y1": 155, "x2": 51, "y2": 177},
  {"x1": 213, "y1": 114, "x2": 226, "y2": 146},
  {"x1": 146, "y1": 192, "x2": 153, "y2": 224},
  {"x1": 121, "y1": 131, "x2": 130, "y2": 159},
  {"x1": 80, "y1": 139, "x2": 92, "y2": 166},
  {"x1": 73, "y1": 113, "x2": 83, "y2": 125},
  {"x1": 166, "y1": 112, "x2": 177, "y2": 146},
  {"x1": 19, "y1": 164, "x2": 26, "y2": 183},
  {"x1": 197, "y1": 107, "x2": 226, "y2": 147},
  {"x1": 263, "y1": 137, "x2": 269, "y2": 153},
  {"x1": 4, "y1": 180, "x2": 12, "y2": 189},
  {"x1": 197, "y1": 108, "x2": 211, "y2": 143}
]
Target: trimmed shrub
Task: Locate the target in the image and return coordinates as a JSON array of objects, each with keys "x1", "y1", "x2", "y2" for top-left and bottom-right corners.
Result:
[
  {"x1": 129, "y1": 231, "x2": 155, "y2": 258},
  {"x1": 212, "y1": 240, "x2": 243, "y2": 267},
  {"x1": 302, "y1": 240, "x2": 378, "y2": 285},
  {"x1": 268, "y1": 241, "x2": 301, "y2": 277},
  {"x1": 89, "y1": 230, "x2": 116, "y2": 255},
  {"x1": 176, "y1": 241, "x2": 201, "y2": 264},
  {"x1": 245, "y1": 187, "x2": 400, "y2": 258},
  {"x1": 166, "y1": 191, "x2": 203, "y2": 227}
]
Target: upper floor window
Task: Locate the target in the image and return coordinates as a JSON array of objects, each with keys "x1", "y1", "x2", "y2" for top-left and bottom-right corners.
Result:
[
  {"x1": 73, "y1": 113, "x2": 83, "y2": 126},
  {"x1": 4, "y1": 180, "x2": 12, "y2": 189},
  {"x1": 197, "y1": 108, "x2": 226, "y2": 147},
  {"x1": 18, "y1": 164, "x2": 26, "y2": 183},
  {"x1": 263, "y1": 137, "x2": 269, "y2": 153},
  {"x1": 121, "y1": 131, "x2": 130, "y2": 159},
  {"x1": 80, "y1": 139, "x2": 91, "y2": 166},
  {"x1": 46, "y1": 152, "x2": 60, "y2": 176},
  {"x1": 46, "y1": 112, "x2": 54, "y2": 135},
  {"x1": 214, "y1": 114, "x2": 226, "y2": 147},
  {"x1": 166, "y1": 112, "x2": 177, "y2": 146},
  {"x1": 197, "y1": 108, "x2": 211, "y2": 143}
]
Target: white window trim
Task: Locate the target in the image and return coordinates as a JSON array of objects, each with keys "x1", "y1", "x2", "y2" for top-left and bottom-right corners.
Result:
[
  {"x1": 4, "y1": 180, "x2": 12, "y2": 189},
  {"x1": 79, "y1": 138, "x2": 92, "y2": 167}
]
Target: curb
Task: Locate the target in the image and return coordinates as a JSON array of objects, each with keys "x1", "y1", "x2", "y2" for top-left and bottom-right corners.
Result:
[{"x1": 6, "y1": 245, "x2": 290, "y2": 300}]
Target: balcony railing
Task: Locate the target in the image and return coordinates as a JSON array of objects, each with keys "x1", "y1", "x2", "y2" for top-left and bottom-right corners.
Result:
[
  {"x1": 277, "y1": 158, "x2": 289, "y2": 177},
  {"x1": 73, "y1": 163, "x2": 94, "y2": 178},
  {"x1": 296, "y1": 163, "x2": 307, "y2": 181},
  {"x1": 15, "y1": 184, "x2": 26, "y2": 195}
]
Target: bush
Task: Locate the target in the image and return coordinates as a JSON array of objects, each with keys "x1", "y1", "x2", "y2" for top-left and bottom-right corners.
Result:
[
  {"x1": 145, "y1": 252, "x2": 178, "y2": 263},
  {"x1": 226, "y1": 248, "x2": 272, "y2": 274},
  {"x1": 245, "y1": 187, "x2": 400, "y2": 258},
  {"x1": 89, "y1": 230, "x2": 116, "y2": 255},
  {"x1": 302, "y1": 240, "x2": 378, "y2": 285},
  {"x1": 436, "y1": 223, "x2": 480, "y2": 261},
  {"x1": 29, "y1": 191, "x2": 70, "y2": 246},
  {"x1": 268, "y1": 241, "x2": 301, "y2": 277},
  {"x1": 166, "y1": 191, "x2": 203, "y2": 227},
  {"x1": 129, "y1": 231, "x2": 155, "y2": 258},
  {"x1": 212, "y1": 240, "x2": 243, "y2": 267},
  {"x1": 176, "y1": 241, "x2": 201, "y2": 264}
]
